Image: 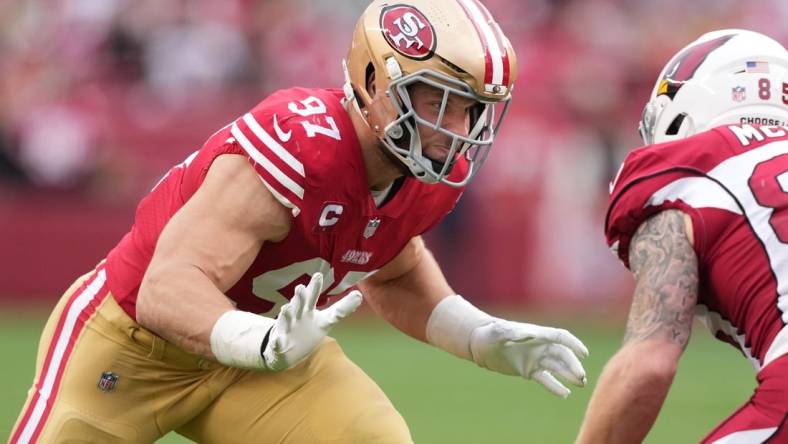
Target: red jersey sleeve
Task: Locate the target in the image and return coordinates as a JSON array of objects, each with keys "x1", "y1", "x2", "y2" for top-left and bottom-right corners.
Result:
[
  {"x1": 605, "y1": 131, "x2": 736, "y2": 269},
  {"x1": 229, "y1": 93, "x2": 308, "y2": 217}
]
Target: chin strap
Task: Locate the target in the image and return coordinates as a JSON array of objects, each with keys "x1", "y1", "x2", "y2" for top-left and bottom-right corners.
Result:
[{"x1": 341, "y1": 59, "x2": 357, "y2": 107}]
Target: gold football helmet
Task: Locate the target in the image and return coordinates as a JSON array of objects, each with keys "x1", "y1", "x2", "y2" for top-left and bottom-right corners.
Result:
[{"x1": 344, "y1": 0, "x2": 518, "y2": 187}]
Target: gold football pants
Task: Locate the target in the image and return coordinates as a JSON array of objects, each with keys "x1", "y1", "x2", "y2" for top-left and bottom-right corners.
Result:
[{"x1": 10, "y1": 267, "x2": 412, "y2": 443}]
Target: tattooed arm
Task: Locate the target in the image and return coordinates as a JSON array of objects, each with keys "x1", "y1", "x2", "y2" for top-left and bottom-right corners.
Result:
[{"x1": 576, "y1": 210, "x2": 698, "y2": 444}]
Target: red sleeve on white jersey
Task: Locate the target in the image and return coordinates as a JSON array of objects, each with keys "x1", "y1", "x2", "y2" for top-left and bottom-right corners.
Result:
[
  {"x1": 229, "y1": 97, "x2": 307, "y2": 217},
  {"x1": 606, "y1": 170, "x2": 702, "y2": 269},
  {"x1": 605, "y1": 131, "x2": 735, "y2": 269}
]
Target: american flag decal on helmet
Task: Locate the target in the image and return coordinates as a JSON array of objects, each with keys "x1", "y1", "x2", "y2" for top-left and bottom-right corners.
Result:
[{"x1": 745, "y1": 61, "x2": 770, "y2": 74}]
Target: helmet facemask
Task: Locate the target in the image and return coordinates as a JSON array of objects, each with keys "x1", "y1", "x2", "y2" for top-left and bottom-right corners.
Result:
[
  {"x1": 637, "y1": 99, "x2": 657, "y2": 145},
  {"x1": 638, "y1": 93, "x2": 693, "y2": 145},
  {"x1": 365, "y1": 62, "x2": 511, "y2": 187}
]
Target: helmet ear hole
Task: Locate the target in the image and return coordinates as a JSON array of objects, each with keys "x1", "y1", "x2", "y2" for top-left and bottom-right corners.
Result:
[
  {"x1": 468, "y1": 103, "x2": 486, "y2": 133},
  {"x1": 666, "y1": 113, "x2": 687, "y2": 136},
  {"x1": 365, "y1": 63, "x2": 376, "y2": 96}
]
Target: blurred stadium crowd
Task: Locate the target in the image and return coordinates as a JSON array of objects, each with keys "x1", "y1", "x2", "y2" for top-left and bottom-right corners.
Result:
[{"x1": 1, "y1": 0, "x2": 786, "y2": 305}]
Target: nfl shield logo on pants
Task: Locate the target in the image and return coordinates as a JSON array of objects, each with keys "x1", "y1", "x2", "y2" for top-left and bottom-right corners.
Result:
[
  {"x1": 97, "y1": 371, "x2": 119, "y2": 393},
  {"x1": 364, "y1": 218, "x2": 381, "y2": 239}
]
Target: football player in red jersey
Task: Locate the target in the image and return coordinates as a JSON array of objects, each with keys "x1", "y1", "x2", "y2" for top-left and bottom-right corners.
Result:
[
  {"x1": 576, "y1": 30, "x2": 788, "y2": 444},
  {"x1": 11, "y1": 1, "x2": 588, "y2": 443}
]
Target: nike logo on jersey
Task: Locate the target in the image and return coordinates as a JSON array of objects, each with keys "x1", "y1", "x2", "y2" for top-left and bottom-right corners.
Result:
[{"x1": 273, "y1": 114, "x2": 292, "y2": 142}]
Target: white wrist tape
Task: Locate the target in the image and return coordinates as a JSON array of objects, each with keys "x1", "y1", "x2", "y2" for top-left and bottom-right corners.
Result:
[
  {"x1": 210, "y1": 310, "x2": 276, "y2": 369},
  {"x1": 425, "y1": 295, "x2": 494, "y2": 361}
]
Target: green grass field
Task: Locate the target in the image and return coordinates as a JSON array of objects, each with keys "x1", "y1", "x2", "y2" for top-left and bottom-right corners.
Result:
[{"x1": 1, "y1": 310, "x2": 755, "y2": 443}]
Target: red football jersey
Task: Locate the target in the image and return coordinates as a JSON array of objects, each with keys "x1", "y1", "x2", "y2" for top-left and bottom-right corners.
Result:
[
  {"x1": 106, "y1": 87, "x2": 465, "y2": 320},
  {"x1": 606, "y1": 124, "x2": 788, "y2": 371}
]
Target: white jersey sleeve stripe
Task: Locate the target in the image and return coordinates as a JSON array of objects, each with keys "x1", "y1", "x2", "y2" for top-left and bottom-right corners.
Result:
[
  {"x1": 242, "y1": 113, "x2": 305, "y2": 177},
  {"x1": 764, "y1": 324, "x2": 788, "y2": 368},
  {"x1": 710, "y1": 427, "x2": 779, "y2": 444},
  {"x1": 231, "y1": 122, "x2": 305, "y2": 199},
  {"x1": 647, "y1": 177, "x2": 742, "y2": 214},
  {"x1": 258, "y1": 176, "x2": 301, "y2": 217}
]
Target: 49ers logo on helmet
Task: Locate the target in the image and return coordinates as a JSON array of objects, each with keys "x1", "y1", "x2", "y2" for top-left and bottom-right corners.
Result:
[{"x1": 380, "y1": 5, "x2": 436, "y2": 60}]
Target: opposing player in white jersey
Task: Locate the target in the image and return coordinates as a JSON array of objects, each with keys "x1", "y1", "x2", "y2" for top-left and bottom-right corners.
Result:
[
  {"x1": 10, "y1": 1, "x2": 589, "y2": 442},
  {"x1": 576, "y1": 30, "x2": 788, "y2": 443}
]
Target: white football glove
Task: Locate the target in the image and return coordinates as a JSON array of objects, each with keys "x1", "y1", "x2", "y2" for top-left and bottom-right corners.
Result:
[
  {"x1": 262, "y1": 272, "x2": 363, "y2": 371},
  {"x1": 470, "y1": 320, "x2": 589, "y2": 398}
]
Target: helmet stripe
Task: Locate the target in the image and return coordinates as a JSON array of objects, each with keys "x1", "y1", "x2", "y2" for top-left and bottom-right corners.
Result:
[
  {"x1": 469, "y1": 0, "x2": 510, "y2": 86},
  {"x1": 457, "y1": 0, "x2": 509, "y2": 87},
  {"x1": 664, "y1": 34, "x2": 735, "y2": 84},
  {"x1": 457, "y1": 0, "x2": 493, "y2": 84},
  {"x1": 493, "y1": 22, "x2": 510, "y2": 86}
]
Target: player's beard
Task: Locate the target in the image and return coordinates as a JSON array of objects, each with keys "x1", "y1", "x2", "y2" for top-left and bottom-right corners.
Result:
[{"x1": 384, "y1": 122, "x2": 456, "y2": 179}]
